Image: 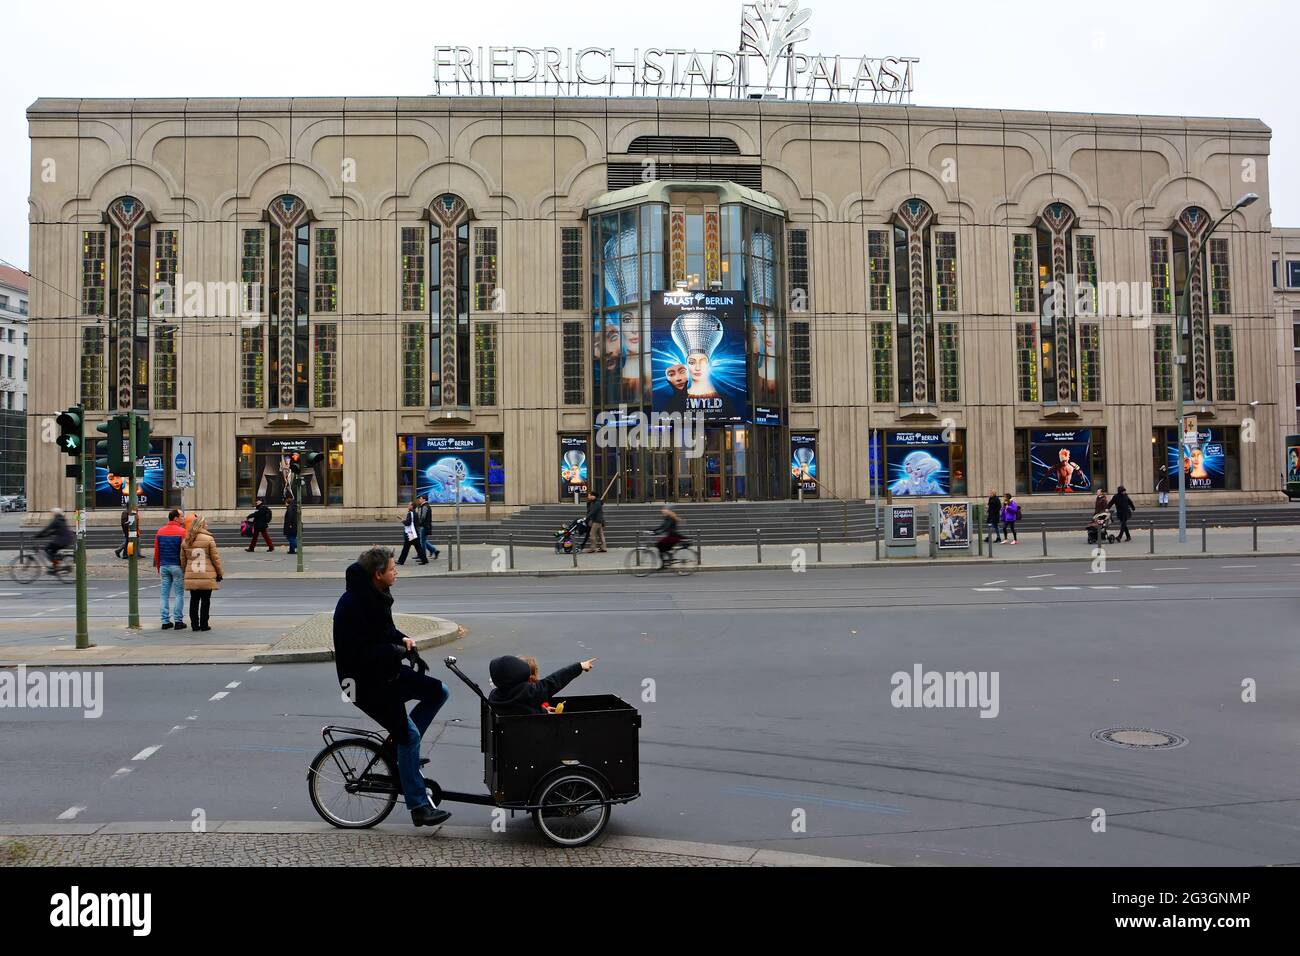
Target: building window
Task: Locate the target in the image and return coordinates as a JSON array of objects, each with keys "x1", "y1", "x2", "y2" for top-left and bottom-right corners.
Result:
[
  {"x1": 561, "y1": 227, "x2": 583, "y2": 310},
  {"x1": 1074, "y1": 234, "x2": 1098, "y2": 316},
  {"x1": 1012, "y1": 233, "x2": 1036, "y2": 313},
  {"x1": 313, "y1": 228, "x2": 338, "y2": 313},
  {"x1": 402, "y1": 322, "x2": 424, "y2": 407},
  {"x1": 237, "y1": 436, "x2": 341, "y2": 507},
  {"x1": 1209, "y1": 237, "x2": 1230, "y2": 315},
  {"x1": 153, "y1": 325, "x2": 177, "y2": 410},
  {"x1": 313, "y1": 323, "x2": 337, "y2": 407},
  {"x1": 240, "y1": 325, "x2": 264, "y2": 409},
  {"x1": 868, "y1": 230, "x2": 891, "y2": 311},
  {"x1": 474, "y1": 226, "x2": 497, "y2": 312},
  {"x1": 562, "y1": 320, "x2": 584, "y2": 405},
  {"x1": 1288, "y1": 261, "x2": 1300, "y2": 288},
  {"x1": 1213, "y1": 325, "x2": 1235, "y2": 401},
  {"x1": 152, "y1": 229, "x2": 178, "y2": 315},
  {"x1": 1273, "y1": 260, "x2": 1279, "y2": 288},
  {"x1": 1079, "y1": 323, "x2": 1100, "y2": 402},
  {"x1": 80, "y1": 327, "x2": 104, "y2": 410},
  {"x1": 474, "y1": 321, "x2": 498, "y2": 406},
  {"x1": 401, "y1": 226, "x2": 425, "y2": 312},
  {"x1": 933, "y1": 231, "x2": 957, "y2": 312},
  {"x1": 871, "y1": 321, "x2": 892, "y2": 403},
  {"x1": 241, "y1": 228, "x2": 264, "y2": 314},
  {"x1": 1150, "y1": 237, "x2": 1172, "y2": 314},
  {"x1": 1153, "y1": 324, "x2": 1174, "y2": 402},
  {"x1": 81, "y1": 230, "x2": 106, "y2": 316},
  {"x1": 1014, "y1": 322, "x2": 1038, "y2": 402},
  {"x1": 789, "y1": 320, "x2": 811, "y2": 403},
  {"x1": 937, "y1": 322, "x2": 959, "y2": 403},
  {"x1": 788, "y1": 228, "x2": 809, "y2": 312}
]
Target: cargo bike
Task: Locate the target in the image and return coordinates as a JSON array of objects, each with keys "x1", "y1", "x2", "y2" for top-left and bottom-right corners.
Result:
[{"x1": 308, "y1": 654, "x2": 641, "y2": 847}]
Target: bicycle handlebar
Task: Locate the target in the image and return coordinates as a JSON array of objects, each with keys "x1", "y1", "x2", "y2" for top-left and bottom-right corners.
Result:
[{"x1": 443, "y1": 655, "x2": 488, "y2": 703}]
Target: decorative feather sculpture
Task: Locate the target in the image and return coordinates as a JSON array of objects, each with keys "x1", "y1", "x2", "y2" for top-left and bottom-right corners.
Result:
[{"x1": 740, "y1": 0, "x2": 813, "y2": 87}]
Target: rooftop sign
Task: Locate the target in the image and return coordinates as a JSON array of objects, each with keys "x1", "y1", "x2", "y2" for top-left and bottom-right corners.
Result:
[{"x1": 433, "y1": 1, "x2": 916, "y2": 103}]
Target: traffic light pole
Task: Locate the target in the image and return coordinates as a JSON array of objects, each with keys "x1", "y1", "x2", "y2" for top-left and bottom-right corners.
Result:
[
  {"x1": 127, "y1": 411, "x2": 140, "y2": 629},
  {"x1": 75, "y1": 440, "x2": 90, "y2": 649},
  {"x1": 295, "y1": 474, "x2": 304, "y2": 574}
]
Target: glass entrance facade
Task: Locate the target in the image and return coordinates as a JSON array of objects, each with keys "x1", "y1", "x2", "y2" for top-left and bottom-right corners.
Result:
[{"x1": 588, "y1": 187, "x2": 788, "y2": 502}]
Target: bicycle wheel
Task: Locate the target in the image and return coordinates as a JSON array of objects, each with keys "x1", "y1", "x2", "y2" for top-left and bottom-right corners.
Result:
[
  {"x1": 673, "y1": 544, "x2": 699, "y2": 576},
  {"x1": 307, "y1": 738, "x2": 399, "y2": 829},
  {"x1": 531, "y1": 770, "x2": 610, "y2": 847},
  {"x1": 622, "y1": 545, "x2": 661, "y2": 577},
  {"x1": 9, "y1": 554, "x2": 40, "y2": 585}
]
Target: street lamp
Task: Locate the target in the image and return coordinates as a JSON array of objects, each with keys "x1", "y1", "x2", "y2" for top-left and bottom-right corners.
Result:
[{"x1": 1174, "y1": 192, "x2": 1258, "y2": 542}]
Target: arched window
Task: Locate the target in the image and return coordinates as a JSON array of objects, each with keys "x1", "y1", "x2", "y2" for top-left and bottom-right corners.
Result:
[{"x1": 889, "y1": 198, "x2": 959, "y2": 405}]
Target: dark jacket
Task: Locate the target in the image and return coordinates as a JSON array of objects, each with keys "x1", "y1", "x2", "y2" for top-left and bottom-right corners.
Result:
[
  {"x1": 1111, "y1": 491, "x2": 1135, "y2": 520},
  {"x1": 333, "y1": 563, "x2": 410, "y2": 729},
  {"x1": 120, "y1": 510, "x2": 131, "y2": 535},
  {"x1": 652, "y1": 513, "x2": 679, "y2": 536},
  {"x1": 1155, "y1": 468, "x2": 1169, "y2": 493},
  {"x1": 249, "y1": 503, "x2": 272, "y2": 531},
  {"x1": 487, "y1": 656, "x2": 583, "y2": 716},
  {"x1": 36, "y1": 514, "x2": 75, "y2": 549},
  {"x1": 986, "y1": 495, "x2": 1002, "y2": 524},
  {"x1": 585, "y1": 498, "x2": 605, "y2": 524},
  {"x1": 417, "y1": 502, "x2": 433, "y2": 533},
  {"x1": 283, "y1": 501, "x2": 299, "y2": 537},
  {"x1": 1094, "y1": 493, "x2": 1109, "y2": 516}
]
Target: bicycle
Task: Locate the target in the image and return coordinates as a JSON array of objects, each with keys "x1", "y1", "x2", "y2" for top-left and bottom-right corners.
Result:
[
  {"x1": 623, "y1": 535, "x2": 699, "y2": 577},
  {"x1": 8, "y1": 535, "x2": 74, "y2": 585}
]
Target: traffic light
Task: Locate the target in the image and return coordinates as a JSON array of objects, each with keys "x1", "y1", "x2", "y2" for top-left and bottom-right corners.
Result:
[
  {"x1": 288, "y1": 452, "x2": 302, "y2": 476},
  {"x1": 96, "y1": 416, "x2": 126, "y2": 475},
  {"x1": 56, "y1": 405, "x2": 84, "y2": 458},
  {"x1": 134, "y1": 416, "x2": 152, "y2": 460},
  {"x1": 300, "y1": 451, "x2": 323, "y2": 471}
]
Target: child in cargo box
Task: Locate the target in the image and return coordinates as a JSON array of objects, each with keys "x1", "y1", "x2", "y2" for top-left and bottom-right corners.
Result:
[{"x1": 488, "y1": 655, "x2": 597, "y2": 716}]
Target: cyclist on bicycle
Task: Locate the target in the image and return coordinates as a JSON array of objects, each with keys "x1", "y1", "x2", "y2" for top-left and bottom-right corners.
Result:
[
  {"x1": 652, "y1": 506, "x2": 684, "y2": 561},
  {"x1": 333, "y1": 547, "x2": 451, "y2": 828},
  {"x1": 33, "y1": 508, "x2": 75, "y2": 573}
]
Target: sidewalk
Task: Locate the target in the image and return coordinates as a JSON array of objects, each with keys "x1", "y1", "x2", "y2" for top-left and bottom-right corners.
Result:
[
  {"x1": 20, "y1": 524, "x2": 1300, "y2": 579},
  {"x1": 0, "y1": 821, "x2": 872, "y2": 867}
]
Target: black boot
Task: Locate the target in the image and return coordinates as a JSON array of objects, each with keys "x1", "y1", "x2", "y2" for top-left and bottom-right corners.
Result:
[{"x1": 411, "y1": 805, "x2": 451, "y2": 827}]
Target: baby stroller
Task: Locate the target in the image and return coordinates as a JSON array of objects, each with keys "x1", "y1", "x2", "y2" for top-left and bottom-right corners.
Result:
[
  {"x1": 554, "y1": 516, "x2": 589, "y2": 553},
  {"x1": 1086, "y1": 510, "x2": 1117, "y2": 545}
]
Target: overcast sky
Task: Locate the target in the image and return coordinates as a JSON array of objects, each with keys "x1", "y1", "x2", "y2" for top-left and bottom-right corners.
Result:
[{"x1": 2, "y1": 0, "x2": 1296, "y2": 270}]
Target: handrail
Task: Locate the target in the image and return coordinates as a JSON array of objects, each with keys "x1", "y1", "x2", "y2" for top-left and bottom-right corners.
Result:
[{"x1": 798, "y1": 473, "x2": 851, "y2": 537}]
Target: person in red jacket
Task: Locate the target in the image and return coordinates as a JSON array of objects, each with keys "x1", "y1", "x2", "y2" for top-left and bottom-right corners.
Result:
[{"x1": 154, "y1": 509, "x2": 188, "y2": 630}]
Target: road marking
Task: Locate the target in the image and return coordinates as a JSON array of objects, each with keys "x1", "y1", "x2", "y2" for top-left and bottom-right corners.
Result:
[
  {"x1": 1051, "y1": 586, "x2": 1081, "y2": 590},
  {"x1": 1152, "y1": 567, "x2": 1187, "y2": 571},
  {"x1": 208, "y1": 692, "x2": 228, "y2": 701},
  {"x1": 973, "y1": 587, "x2": 1004, "y2": 592},
  {"x1": 132, "y1": 745, "x2": 161, "y2": 761},
  {"x1": 110, "y1": 767, "x2": 133, "y2": 779},
  {"x1": 0, "y1": 592, "x2": 20, "y2": 597},
  {"x1": 1026, "y1": 573, "x2": 1055, "y2": 580},
  {"x1": 247, "y1": 665, "x2": 262, "y2": 672},
  {"x1": 186, "y1": 714, "x2": 198, "y2": 720},
  {"x1": 1012, "y1": 587, "x2": 1043, "y2": 591},
  {"x1": 167, "y1": 725, "x2": 186, "y2": 735},
  {"x1": 1127, "y1": 585, "x2": 1158, "y2": 589},
  {"x1": 1090, "y1": 585, "x2": 1119, "y2": 590},
  {"x1": 224, "y1": 681, "x2": 241, "y2": 689},
  {"x1": 57, "y1": 806, "x2": 86, "y2": 820},
  {"x1": 982, "y1": 580, "x2": 1006, "y2": 586},
  {"x1": 1221, "y1": 564, "x2": 1256, "y2": 569}
]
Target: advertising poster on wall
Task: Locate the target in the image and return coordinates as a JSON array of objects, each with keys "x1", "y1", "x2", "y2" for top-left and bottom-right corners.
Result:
[
  {"x1": 560, "y1": 435, "x2": 590, "y2": 499},
  {"x1": 414, "y1": 436, "x2": 488, "y2": 504},
  {"x1": 1164, "y1": 426, "x2": 1227, "y2": 490},
  {"x1": 936, "y1": 502, "x2": 971, "y2": 549},
  {"x1": 253, "y1": 437, "x2": 325, "y2": 505},
  {"x1": 96, "y1": 439, "x2": 167, "y2": 508},
  {"x1": 885, "y1": 431, "x2": 951, "y2": 496},
  {"x1": 751, "y1": 311, "x2": 781, "y2": 425},
  {"x1": 1030, "y1": 429, "x2": 1093, "y2": 494},
  {"x1": 1287, "y1": 435, "x2": 1300, "y2": 498},
  {"x1": 650, "y1": 290, "x2": 749, "y2": 423},
  {"x1": 790, "y1": 433, "x2": 818, "y2": 496}
]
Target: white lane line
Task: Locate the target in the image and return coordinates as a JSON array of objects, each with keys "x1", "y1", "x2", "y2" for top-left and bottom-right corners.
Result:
[
  {"x1": 0, "y1": 592, "x2": 21, "y2": 597},
  {"x1": 208, "y1": 691, "x2": 228, "y2": 701},
  {"x1": 973, "y1": 587, "x2": 1004, "y2": 592},
  {"x1": 1127, "y1": 585, "x2": 1158, "y2": 589},
  {"x1": 57, "y1": 805, "x2": 86, "y2": 820},
  {"x1": 1221, "y1": 564, "x2": 1256, "y2": 569},
  {"x1": 247, "y1": 665, "x2": 262, "y2": 672},
  {"x1": 186, "y1": 714, "x2": 198, "y2": 721},
  {"x1": 1051, "y1": 586, "x2": 1082, "y2": 590},
  {"x1": 1090, "y1": 585, "x2": 1119, "y2": 590},
  {"x1": 167, "y1": 725, "x2": 186, "y2": 735},
  {"x1": 132, "y1": 745, "x2": 162, "y2": 761},
  {"x1": 110, "y1": 767, "x2": 133, "y2": 780},
  {"x1": 1026, "y1": 573, "x2": 1055, "y2": 580},
  {"x1": 1012, "y1": 587, "x2": 1043, "y2": 591},
  {"x1": 1152, "y1": 567, "x2": 1188, "y2": 571},
  {"x1": 982, "y1": 580, "x2": 1006, "y2": 586},
  {"x1": 224, "y1": 681, "x2": 241, "y2": 689}
]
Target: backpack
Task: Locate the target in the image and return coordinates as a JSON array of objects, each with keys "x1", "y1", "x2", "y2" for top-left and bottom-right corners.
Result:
[{"x1": 239, "y1": 519, "x2": 251, "y2": 537}]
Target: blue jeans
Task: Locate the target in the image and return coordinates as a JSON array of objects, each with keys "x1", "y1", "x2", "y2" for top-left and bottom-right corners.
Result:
[
  {"x1": 286, "y1": 534, "x2": 298, "y2": 552},
  {"x1": 391, "y1": 671, "x2": 450, "y2": 810},
  {"x1": 159, "y1": 565, "x2": 185, "y2": 624},
  {"x1": 417, "y1": 528, "x2": 439, "y2": 559}
]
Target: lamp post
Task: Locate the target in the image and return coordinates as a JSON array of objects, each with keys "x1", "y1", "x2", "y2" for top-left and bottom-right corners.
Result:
[{"x1": 1173, "y1": 192, "x2": 1257, "y2": 543}]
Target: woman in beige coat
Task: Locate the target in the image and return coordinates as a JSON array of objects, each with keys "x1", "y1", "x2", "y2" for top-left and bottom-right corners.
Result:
[{"x1": 180, "y1": 516, "x2": 224, "y2": 632}]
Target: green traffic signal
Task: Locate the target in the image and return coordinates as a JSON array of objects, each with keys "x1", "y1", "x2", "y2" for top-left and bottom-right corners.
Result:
[
  {"x1": 55, "y1": 405, "x2": 84, "y2": 458},
  {"x1": 301, "y1": 451, "x2": 323, "y2": 468},
  {"x1": 134, "y1": 416, "x2": 152, "y2": 460},
  {"x1": 95, "y1": 416, "x2": 127, "y2": 474}
]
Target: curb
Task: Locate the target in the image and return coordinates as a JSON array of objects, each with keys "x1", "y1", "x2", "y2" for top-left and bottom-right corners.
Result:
[
  {"x1": 250, "y1": 619, "x2": 462, "y2": 665},
  {"x1": 0, "y1": 820, "x2": 878, "y2": 867}
]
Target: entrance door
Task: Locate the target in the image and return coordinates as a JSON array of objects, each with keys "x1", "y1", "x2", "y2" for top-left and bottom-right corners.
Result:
[{"x1": 704, "y1": 428, "x2": 724, "y2": 500}]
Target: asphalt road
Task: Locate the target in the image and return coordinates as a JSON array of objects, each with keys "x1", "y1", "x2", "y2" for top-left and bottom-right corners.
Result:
[{"x1": 3, "y1": 557, "x2": 1299, "y2": 866}]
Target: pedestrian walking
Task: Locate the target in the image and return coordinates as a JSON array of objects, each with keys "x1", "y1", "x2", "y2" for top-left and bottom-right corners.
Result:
[
  {"x1": 1111, "y1": 486, "x2": 1135, "y2": 542},
  {"x1": 1156, "y1": 465, "x2": 1170, "y2": 506},
  {"x1": 580, "y1": 492, "x2": 607, "y2": 552},
  {"x1": 416, "y1": 494, "x2": 440, "y2": 560},
  {"x1": 1001, "y1": 493, "x2": 1021, "y2": 543},
  {"x1": 984, "y1": 489, "x2": 1003, "y2": 542},
  {"x1": 180, "y1": 515, "x2": 223, "y2": 632},
  {"x1": 283, "y1": 493, "x2": 299, "y2": 554},
  {"x1": 244, "y1": 497, "x2": 274, "y2": 552},
  {"x1": 397, "y1": 501, "x2": 426, "y2": 566},
  {"x1": 114, "y1": 506, "x2": 131, "y2": 559},
  {"x1": 153, "y1": 507, "x2": 187, "y2": 630}
]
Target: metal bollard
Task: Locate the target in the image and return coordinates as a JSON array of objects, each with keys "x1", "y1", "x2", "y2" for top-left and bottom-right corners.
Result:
[
  {"x1": 508, "y1": 532, "x2": 515, "y2": 569},
  {"x1": 697, "y1": 534, "x2": 703, "y2": 566},
  {"x1": 1201, "y1": 519, "x2": 1207, "y2": 553},
  {"x1": 874, "y1": 527, "x2": 880, "y2": 561},
  {"x1": 1252, "y1": 518, "x2": 1258, "y2": 552},
  {"x1": 572, "y1": 538, "x2": 578, "y2": 567},
  {"x1": 816, "y1": 527, "x2": 822, "y2": 563},
  {"x1": 1041, "y1": 524, "x2": 1047, "y2": 557},
  {"x1": 1149, "y1": 523, "x2": 1154, "y2": 555},
  {"x1": 756, "y1": 528, "x2": 762, "y2": 564},
  {"x1": 447, "y1": 540, "x2": 453, "y2": 571},
  {"x1": 987, "y1": 530, "x2": 994, "y2": 558}
]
